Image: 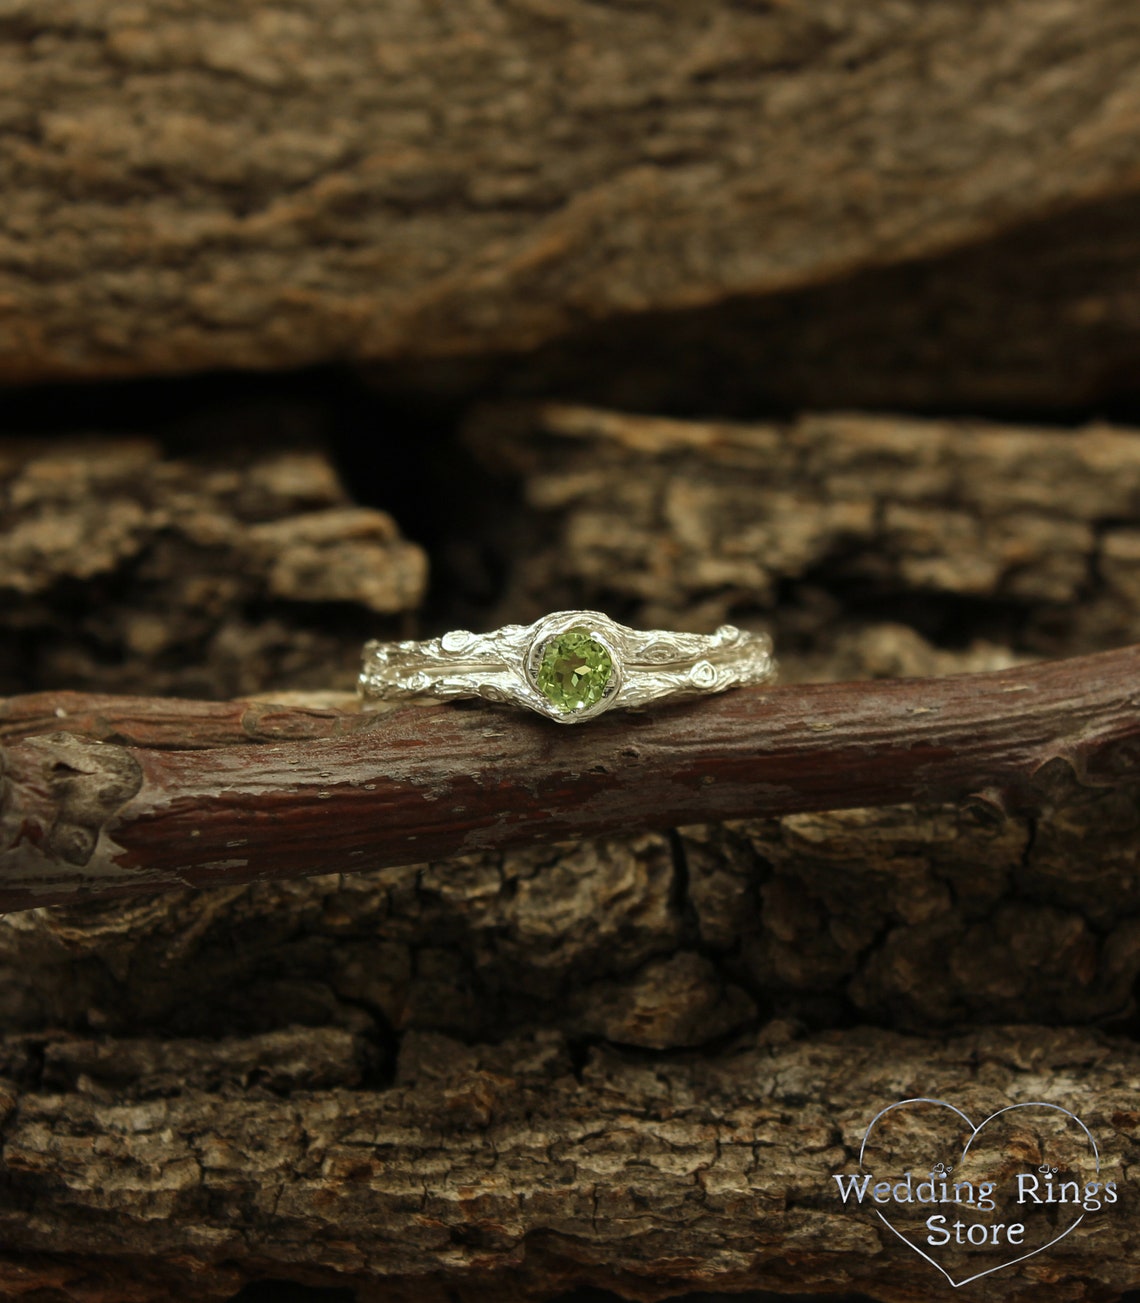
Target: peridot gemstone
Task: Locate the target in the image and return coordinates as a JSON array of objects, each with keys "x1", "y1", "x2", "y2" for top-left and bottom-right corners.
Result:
[{"x1": 535, "y1": 628, "x2": 613, "y2": 711}]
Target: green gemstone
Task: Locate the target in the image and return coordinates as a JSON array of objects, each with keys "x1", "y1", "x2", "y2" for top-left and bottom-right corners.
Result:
[{"x1": 535, "y1": 628, "x2": 613, "y2": 712}]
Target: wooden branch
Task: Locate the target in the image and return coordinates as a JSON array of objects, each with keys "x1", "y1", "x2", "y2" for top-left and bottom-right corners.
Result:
[
  {"x1": 4, "y1": 0, "x2": 1140, "y2": 411},
  {"x1": 2, "y1": 643, "x2": 1138, "y2": 914}
]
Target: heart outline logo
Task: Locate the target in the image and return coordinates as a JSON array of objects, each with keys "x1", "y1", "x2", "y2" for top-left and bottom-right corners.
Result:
[{"x1": 858, "y1": 1098, "x2": 1100, "y2": 1288}]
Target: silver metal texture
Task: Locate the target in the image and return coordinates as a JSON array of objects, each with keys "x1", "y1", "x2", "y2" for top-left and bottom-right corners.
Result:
[{"x1": 358, "y1": 609, "x2": 777, "y2": 724}]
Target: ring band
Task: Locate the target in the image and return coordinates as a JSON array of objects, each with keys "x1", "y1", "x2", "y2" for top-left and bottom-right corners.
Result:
[{"x1": 358, "y1": 610, "x2": 777, "y2": 724}]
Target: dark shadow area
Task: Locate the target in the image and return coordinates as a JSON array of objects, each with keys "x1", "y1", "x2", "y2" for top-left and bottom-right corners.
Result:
[
  {"x1": 224, "y1": 1285, "x2": 882, "y2": 1303},
  {"x1": 227, "y1": 1282, "x2": 355, "y2": 1303},
  {"x1": 0, "y1": 362, "x2": 456, "y2": 533},
  {"x1": 552, "y1": 1293, "x2": 878, "y2": 1303}
]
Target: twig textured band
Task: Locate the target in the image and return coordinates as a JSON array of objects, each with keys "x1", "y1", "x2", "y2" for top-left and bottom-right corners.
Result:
[{"x1": 358, "y1": 610, "x2": 777, "y2": 724}]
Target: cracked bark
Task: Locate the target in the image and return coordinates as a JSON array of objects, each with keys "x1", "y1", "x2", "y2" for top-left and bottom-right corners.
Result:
[{"x1": 0, "y1": 901, "x2": 1136, "y2": 1297}]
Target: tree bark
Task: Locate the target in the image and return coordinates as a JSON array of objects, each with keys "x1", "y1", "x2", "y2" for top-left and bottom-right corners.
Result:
[
  {"x1": 0, "y1": 435, "x2": 425, "y2": 699},
  {"x1": 1, "y1": 757, "x2": 1138, "y2": 1297},
  {"x1": 4, "y1": 1, "x2": 1140, "y2": 412},
  {"x1": 0, "y1": 1021, "x2": 1137, "y2": 1302},
  {"x1": 465, "y1": 405, "x2": 1140, "y2": 661},
  {"x1": 383, "y1": 187, "x2": 1140, "y2": 416}
]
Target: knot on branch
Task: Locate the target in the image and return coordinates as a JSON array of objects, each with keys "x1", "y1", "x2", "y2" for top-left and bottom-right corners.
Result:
[{"x1": 1, "y1": 733, "x2": 141, "y2": 869}]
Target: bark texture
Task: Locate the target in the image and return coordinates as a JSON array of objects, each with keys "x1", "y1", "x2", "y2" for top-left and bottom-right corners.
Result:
[
  {"x1": 0, "y1": 436, "x2": 426, "y2": 698},
  {"x1": 0, "y1": 1016, "x2": 1137, "y2": 1303},
  {"x1": 1, "y1": 659, "x2": 1140, "y2": 1300},
  {"x1": 466, "y1": 405, "x2": 1140, "y2": 662},
  {"x1": 0, "y1": 793, "x2": 1138, "y2": 1060},
  {"x1": 4, "y1": 1, "x2": 1140, "y2": 413},
  {"x1": 383, "y1": 187, "x2": 1140, "y2": 416}
]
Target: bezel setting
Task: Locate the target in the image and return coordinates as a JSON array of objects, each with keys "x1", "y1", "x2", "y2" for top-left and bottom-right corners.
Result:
[{"x1": 524, "y1": 612, "x2": 624, "y2": 723}]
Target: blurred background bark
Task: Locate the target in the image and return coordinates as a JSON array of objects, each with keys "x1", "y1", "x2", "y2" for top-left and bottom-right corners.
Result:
[{"x1": 2, "y1": 2, "x2": 1140, "y2": 1301}]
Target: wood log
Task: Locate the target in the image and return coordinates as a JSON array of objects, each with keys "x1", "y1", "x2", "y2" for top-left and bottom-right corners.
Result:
[{"x1": 4, "y1": 1, "x2": 1140, "y2": 414}]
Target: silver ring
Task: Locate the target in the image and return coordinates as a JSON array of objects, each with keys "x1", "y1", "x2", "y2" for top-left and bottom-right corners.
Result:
[{"x1": 358, "y1": 610, "x2": 777, "y2": 724}]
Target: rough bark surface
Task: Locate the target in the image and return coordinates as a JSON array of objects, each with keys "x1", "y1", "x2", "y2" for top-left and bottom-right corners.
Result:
[
  {"x1": 466, "y1": 405, "x2": 1140, "y2": 662},
  {"x1": 0, "y1": 790, "x2": 1137, "y2": 1054},
  {"x1": 4, "y1": 0, "x2": 1140, "y2": 413},
  {"x1": 0, "y1": 436, "x2": 426, "y2": 698},
  {"x1": 0, "y1": 1019, "x2": 1137, "y2": 1303}
]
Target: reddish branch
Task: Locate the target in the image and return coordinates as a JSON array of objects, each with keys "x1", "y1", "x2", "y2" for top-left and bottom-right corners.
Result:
[{"x1": 1, "y1": 643, "x2": 1138, "y2": 913}]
